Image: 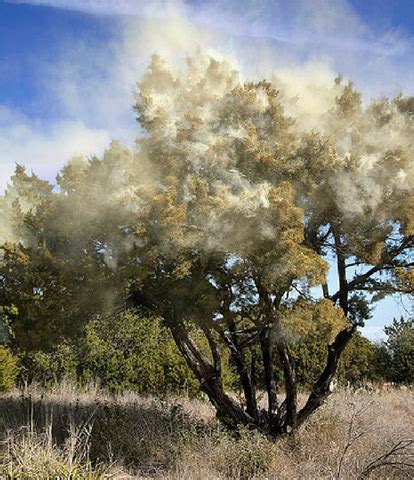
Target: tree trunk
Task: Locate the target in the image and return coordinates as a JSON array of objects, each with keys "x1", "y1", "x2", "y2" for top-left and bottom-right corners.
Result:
[
  {"x1": 260, "y1": 328, "x2": 279, "y2": 416},
  {"x1": 168, "y1": 318, "x2": 254, "y2": 427},
  {"x1": 297, "y1": 324, "x2": 356, "y2": 427}
]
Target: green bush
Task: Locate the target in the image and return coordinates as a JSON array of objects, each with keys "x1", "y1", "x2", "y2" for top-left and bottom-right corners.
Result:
[
  {"x1": 273, "y1": 331, "x2": 381, "y2": 388},
  {"x1": 81, "y1": 309, "x2": 200, "y2": 394},
  {"x1": 18, "y1": 343, "x2": 78, "y2": 388},
  {"x1": 15, "y1": 310, "x2": 223, "y2": 394},
  {"x1": 0, "y1": 347, "x2": 18, "y2": 392},
  {"x1": 338, "y1": 333, "x2": 378, "y2": 385}
]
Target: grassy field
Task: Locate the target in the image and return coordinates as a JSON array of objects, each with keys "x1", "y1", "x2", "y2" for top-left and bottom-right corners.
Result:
[{"x1": 0, "y1": 384, "x2": 413, "y2": 479}]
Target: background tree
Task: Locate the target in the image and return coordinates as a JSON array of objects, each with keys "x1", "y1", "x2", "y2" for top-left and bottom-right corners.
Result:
[
  {"x1": 337, "y1": 332, "x2": 379, "y2": 386},
  {"x1": 384, "y1": 317, "x2": 414, "y2": 384},
  {"x1": 0, "y1": 145, "x2": 141, "y2": 350}
]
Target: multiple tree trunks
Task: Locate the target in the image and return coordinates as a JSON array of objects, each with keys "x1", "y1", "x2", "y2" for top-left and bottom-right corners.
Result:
[
  {"x1": 158, "y1": 232, "x2": 413, "y2": 438},
  {"x1": 126, "y1": 231, "x2": 412, "y2": 439},
  {"x1": 167, "y1": 308, "x2": 357, "y2": 437}
]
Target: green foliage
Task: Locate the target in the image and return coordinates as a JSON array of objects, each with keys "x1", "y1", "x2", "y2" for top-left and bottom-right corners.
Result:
[
  {"x1": 281, "y1": 299, "x2": 346, "y2": 386},
  {"x1": 14, "y1": 309, "x2": 239, "y2": 395},
  {"x1": 0, "y1": 159, "x2": 130, "y2": 352},
  {"x1": 0, "y1": 347, "x2": 18, "y2": 392},
  {"x1": 370, "y1": 342, "x2": 393, "y2": 382},
  {"x1": 18, "y1": 343, "x2": 78, "y2": 388},
  {"x1": 280, "y1": 299, "x2": 393, "y2": 387},
  {"x1": 384, "y1": 317, "x2": 414, "y2": 384},
  {"x1": 16, "y1": 310, "x2": 203, "y2": 395},
  {"x1": 81, "y1": 309, "x2": 199, "y2": 394},
  {"x1": 338, "y1": 333, "x2": 378, "y2": 385}
]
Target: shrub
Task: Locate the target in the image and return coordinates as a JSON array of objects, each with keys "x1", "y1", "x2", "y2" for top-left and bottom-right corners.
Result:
[
  {"x1": 18, "y1": 342, "x2": 78, "y2": 388},
  {"x1": 15, "y1": 310, "x2": 200, "y2": 394},
  {"x1": 81, "y1": 309, "x2": 200, "y2": 394},
  {"x1": 338, "y1": 333, "x2": 378, "y2": 385},
  {"x1": 0, "y1": 346, "x2": 18, "y2": 392}
]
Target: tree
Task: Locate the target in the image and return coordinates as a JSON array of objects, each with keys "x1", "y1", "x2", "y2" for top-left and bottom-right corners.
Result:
[
  {"x1": 384, "y1": 317, "x2": 414, "y2": 384},
  {"x1": 0, "y1": 52, "x2": 413, "y2": 437},
  {"x1": 0, "y1": 149, "x2": 137, "y2": 350},
  {"x1": 337, "y1": 332, "x2": 379, "y2": 386},
  {"x1": 127, "y1": 53, "x2": 413, "y2": 435}
]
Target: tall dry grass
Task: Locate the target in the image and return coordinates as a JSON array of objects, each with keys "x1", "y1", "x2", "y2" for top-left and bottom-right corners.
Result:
[{"x1": 0, "y1": 384, "x2": 413, "y2": 479}]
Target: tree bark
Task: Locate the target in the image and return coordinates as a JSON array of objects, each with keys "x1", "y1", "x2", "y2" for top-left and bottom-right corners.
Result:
[
  {"x1": 259, "y1": 285, "x2": 298, "y2": 434},
  {"x1": 260, "y1": 327, "x2": 278, "y2": 416},
  {"x1": 273, "y1": 321, "x2": 297, "y2": 433},
  {"x1": 168, "y1": 317, "x2": 254, "y2": 427},
  {"x1": 333, "y1": 230, "x2": 349, "y2": 315},
  {"x1": 219, "y1": 321, "x2": 259, "y2": 420},
  {"x1": 297, "y1": 324, "x2": 356, "y2": 427}
]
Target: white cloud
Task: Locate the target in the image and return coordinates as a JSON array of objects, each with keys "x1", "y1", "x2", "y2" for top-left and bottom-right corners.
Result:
[
  {"x1": 0, "y1": 106, "x2": 112, "y2": 190},
  {"x1": 10, "y1": 0, "x2": 186, "y2": 16}
]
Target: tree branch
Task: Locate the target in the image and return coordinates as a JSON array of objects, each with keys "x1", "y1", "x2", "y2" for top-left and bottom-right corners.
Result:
[
  {"x1": 330, "y1": 236, "x2": 413, "y2": 304},
  {"x1": 297, "y1": 324, "x2": 357, "y2": 426}
]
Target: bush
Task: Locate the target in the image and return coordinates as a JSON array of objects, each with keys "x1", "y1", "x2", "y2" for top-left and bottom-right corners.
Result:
[
  {"x1": 338, "y1": 332, "x2": 378, "y2": 385},
  {"x1": 15, "y1": 310, "x2": 222, "y2": 394},
  {"x1": 80, "y1": 309, "x2": 201, "y2": 394},
  {"x1": 18, "y1": 342, "x2": 78, "y2": 388},
  {"x1": 0, "y1": 347, "x2": 18, "y2": 392}
]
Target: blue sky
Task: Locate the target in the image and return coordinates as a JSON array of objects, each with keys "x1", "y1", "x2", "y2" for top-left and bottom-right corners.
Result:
[{"x1": 0, "y1": 0, "x2": 413, "y2": 339}]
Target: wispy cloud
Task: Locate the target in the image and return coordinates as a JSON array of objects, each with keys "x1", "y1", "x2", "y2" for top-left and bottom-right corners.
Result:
[
  {"x1": 12, "y1": 0, "x2": 412, "y2": 57},
  {"x1": 10, "y1": 0, "x2": 187, "y2": 17},
  {"x1": 0, "y1": 106, "x2": 111, "y2": 190}
]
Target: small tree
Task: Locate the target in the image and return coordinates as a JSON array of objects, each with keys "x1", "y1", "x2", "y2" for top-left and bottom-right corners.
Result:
[{"x1": 384, "y1": 317, "x2": 414, "y2": 384}]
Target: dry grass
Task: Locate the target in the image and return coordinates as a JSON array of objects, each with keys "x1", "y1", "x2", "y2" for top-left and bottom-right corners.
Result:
[{"x1": 0, "y1": 384, "x2": 413, "y2": 479}]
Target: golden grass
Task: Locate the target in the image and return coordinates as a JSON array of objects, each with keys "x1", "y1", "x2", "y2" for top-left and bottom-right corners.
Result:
[{"x1": 0, "y1": 384, "x2": 413, "y2": 479}]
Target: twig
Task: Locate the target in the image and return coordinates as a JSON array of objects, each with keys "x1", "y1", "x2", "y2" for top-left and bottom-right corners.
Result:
[
  {"x1": 359, "y1": 439, "x2": 414, "y2": 478},
  {"x1": 335, "y1": 403, "x2": 369, "y2": 479}
]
